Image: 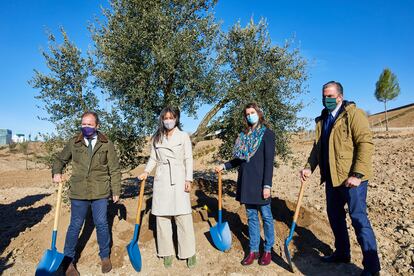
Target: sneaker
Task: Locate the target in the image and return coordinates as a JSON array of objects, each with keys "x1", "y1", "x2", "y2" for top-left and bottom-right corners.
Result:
[
  {"x1": 164, "y1": 255, "x2": 174, "y2": 268},
  {"x1": 187, "y1": 254, "x2": 197, "y2": 269}
]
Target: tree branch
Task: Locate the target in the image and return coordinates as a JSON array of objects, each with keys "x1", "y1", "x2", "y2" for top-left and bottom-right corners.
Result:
[{"x1": 191, "y1": 97, "x2": 228, "y2": 143}]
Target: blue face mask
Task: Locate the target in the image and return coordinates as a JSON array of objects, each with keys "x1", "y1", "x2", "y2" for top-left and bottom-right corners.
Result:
[
  {"x1": 246, "y1": 113, "x2": 259, "y2": 125},
  {"x1": 81, "y1": 127, "x2": 97, "y2": 138}
]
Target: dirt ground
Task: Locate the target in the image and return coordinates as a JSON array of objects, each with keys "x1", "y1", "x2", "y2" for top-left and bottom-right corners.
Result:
[{"x1": 0, "y1": 132, "x2": 413, "y2": 275}]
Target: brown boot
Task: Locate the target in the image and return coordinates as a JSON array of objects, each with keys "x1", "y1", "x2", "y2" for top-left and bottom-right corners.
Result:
[
  {"x1": 65, "y1": 263, "x2": 80, "y2": 276},
  {"x1": 101, "y1": 257, "x2": 112, "y2": 273}
]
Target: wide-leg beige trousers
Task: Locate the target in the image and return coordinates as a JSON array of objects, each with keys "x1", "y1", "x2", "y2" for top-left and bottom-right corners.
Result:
[{"x1": 156, "y1": 213, "x2": 196, "y2": 259}]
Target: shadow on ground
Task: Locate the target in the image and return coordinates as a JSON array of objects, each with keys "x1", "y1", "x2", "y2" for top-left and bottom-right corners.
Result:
[
  {"x1": 193, "y1": 173, "x2": 363, "y2": 275},
  {"x1": 0, "y1": 194, "x2": 51, "y2": 275}
]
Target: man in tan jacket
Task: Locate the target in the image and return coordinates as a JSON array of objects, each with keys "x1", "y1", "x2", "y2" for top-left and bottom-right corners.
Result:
[{"x1": 300, "y1": 81, "x2": 380, "y2": 276}]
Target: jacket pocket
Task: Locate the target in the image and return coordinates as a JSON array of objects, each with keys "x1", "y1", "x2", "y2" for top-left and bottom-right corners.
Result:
[
  {"x1": 98, "y1": 150, "x2": 108, "y2": 165},
  {"x1": 73, "y1": 148, "x2": 86, "y2": 163},
  {"x1": 339, "y1": 152, "x2": 353, "y2": 159},
  {"x1": 96, "y1": 176, "x2": 110, "y2": 196},
  {"x1": 340, "y1": 116, "x2": 351, "y2": 140},
  {"x1": 337, "y1": 152, "x2": 353, "y2": 180},
  {"x1": 69, "y1": 176, "x2": 84, "y2": 197}
]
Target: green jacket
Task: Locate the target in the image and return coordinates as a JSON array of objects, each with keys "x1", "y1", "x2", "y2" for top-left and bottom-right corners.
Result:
[
  {"x1": 305, "y1": 101, "x2": 373, "y2": 187},
  {"x1": 52, "y1": 132, "x2": 121, "y2": 200}
]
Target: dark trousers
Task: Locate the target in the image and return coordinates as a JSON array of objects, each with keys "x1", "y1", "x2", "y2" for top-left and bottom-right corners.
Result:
[
  {"x1": 326, "y1": 180, "x2": 381, "y2": 273},
  {"x1": 64, "y1": 198, "x2": 110, "y2": 260}
]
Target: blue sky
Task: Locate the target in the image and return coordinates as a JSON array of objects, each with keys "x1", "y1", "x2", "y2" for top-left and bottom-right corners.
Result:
[{"x1": 1, "y1": 0, "x2": 413, "y2": 137}]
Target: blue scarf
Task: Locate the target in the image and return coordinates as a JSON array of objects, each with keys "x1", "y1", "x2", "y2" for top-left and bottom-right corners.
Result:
[{"x1": 233, "y1": 125, "x2": 266, "y2": 162}]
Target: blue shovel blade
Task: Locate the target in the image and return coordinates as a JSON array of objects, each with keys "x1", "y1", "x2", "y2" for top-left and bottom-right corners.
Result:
[
  {"x1": 284, "y1": 221, "x2": 296, "y2": 272},
  {"x1": 126, "y1": 224, "x2": 142, "y2": 272},
  {"x1": 210, "y1": 221, "x2": 232, "y2": 252},
  {"x1": 284, "y1": 239, "x2": 293, "y2": 272},
  {"x1": 126, "y1": 242, "x2": 142, "y2": 272},
  {"x1": 35, "y1": 248, "x2": 65, "y2": 276}
]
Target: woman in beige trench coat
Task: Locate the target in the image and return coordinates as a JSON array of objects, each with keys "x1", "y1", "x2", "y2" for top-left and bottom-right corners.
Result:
[{"x1": 139, "y1": 107, "x2": 196, "y2": 269}]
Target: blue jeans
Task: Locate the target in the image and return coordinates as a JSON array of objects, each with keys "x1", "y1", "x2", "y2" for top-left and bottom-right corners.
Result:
[
  {"x1": 245, "y1": 203, "x2": 275, "y2": 252},
  {"x1": 326, "y1": 180, "x2": 381, "y2": 273},
  {"x1": 64, "y1": 198, "x2": 110, "y2": 260}
]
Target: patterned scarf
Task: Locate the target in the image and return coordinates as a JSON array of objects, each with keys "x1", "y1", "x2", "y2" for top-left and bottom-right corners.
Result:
[{"x1": 232, "y1": 125, "x2": 267, "y2": 162}]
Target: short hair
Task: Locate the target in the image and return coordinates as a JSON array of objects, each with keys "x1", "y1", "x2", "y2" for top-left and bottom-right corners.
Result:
[
  {"x1": 81, "y1": 111, "x2": 100, "y2": 125},
  {"x1": 322, "y1": 81, "x2": 343, "y2": 95}
]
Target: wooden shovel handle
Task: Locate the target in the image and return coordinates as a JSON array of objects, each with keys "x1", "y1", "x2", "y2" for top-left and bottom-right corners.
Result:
[
  {"x1": 218, "y1": 171, "x2": 222, "y2": 211},
  {"x1": 293, "y1": 180, "x2": 306, "y2": 223},
  {"x1": 135, "y1": 178, "x2": 146, "y2": 224},
  {"x1": 53, "y1": 181, "x2": 64, "y2": 231}
]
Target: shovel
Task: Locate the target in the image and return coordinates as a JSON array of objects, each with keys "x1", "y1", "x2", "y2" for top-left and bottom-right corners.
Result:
[
  {"x1": 210, "y1": 171, "x2": 232, "y2": 252},
  {"x1": 284, "y1": 180, "x2": 306, "y2": 272},
  {"x1": 126, "y1": 178, "x2": 146, "y2": 272},
  {"x1": 35, "y1": 181, "x2": 65, "y2": 275}
]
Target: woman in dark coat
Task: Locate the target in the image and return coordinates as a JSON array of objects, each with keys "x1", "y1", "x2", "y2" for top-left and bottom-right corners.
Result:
[{"x1": 216, "y1": 102, "x2": 275, "y2": 266}]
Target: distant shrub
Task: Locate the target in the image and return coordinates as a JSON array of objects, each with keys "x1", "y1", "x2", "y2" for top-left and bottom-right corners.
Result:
[
  {"x1": 8, "y1": 143, "x2": 17, "y2": 153},
  {"x1": 35, "y1": 134, "x2": 66, "y2": 169}
]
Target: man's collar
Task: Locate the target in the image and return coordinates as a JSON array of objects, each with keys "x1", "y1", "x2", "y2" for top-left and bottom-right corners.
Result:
[
  {"x1": 75, "y1": 131, "x2": 108, "y2": 143},
  {"x1": 84, "y1": 134, "x2": 97, "y2": 141}
]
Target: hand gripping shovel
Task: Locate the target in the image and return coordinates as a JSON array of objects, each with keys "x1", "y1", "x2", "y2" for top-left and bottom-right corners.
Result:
[
  {"x1": 284, "y1": 180, "x2": 306, "y2": 272},
  {"x1": 126, "y1": 178, "x2": 146, "y2": 272},
  {"x1": 35, "y1": 181, "x2": 65, "y2": 275},
  {"x1": 210, "y1": 171, "x2": 232, "y2": 252}
]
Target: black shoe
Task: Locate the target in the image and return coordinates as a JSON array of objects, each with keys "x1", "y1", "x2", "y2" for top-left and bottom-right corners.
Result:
[
  {"x1": 360, "y1": 269, "x2": 380, "y2": 276},
  {"x1": 320, "y1": 253, "x2": 350, "y2": 263}
]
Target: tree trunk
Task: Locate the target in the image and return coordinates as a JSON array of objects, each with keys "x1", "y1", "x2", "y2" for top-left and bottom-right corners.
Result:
[
  {"x1": 384, "y1": 100, "x2": 389, "y2": 132},
  {"x1": 191, "y1": 98, "x2": 228, "y2": 143},
  {"x1": 164, "y1": 73, "x2": 175, "y2": 106},
  {"x1": 79, "y1": 88, "x2": 87, "y2": 112}
]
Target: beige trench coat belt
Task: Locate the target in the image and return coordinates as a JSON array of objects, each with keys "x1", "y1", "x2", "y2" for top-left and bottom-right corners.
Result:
[{"x1": 155, "y1": 158, "x2": 184, "y2": 186}]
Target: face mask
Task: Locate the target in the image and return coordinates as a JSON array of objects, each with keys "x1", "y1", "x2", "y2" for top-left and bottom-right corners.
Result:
[
  {"x1": 246, "y1": 113, "x2": 259, "y2": 125},
  {"x1": 323, "y1": 97, "x2": 338, "y2": 112},
  {"x1": 163, "y1": 119, "x2": 176, "y2": 130},
  {"x1": 81, "y1": 127, "x2": 97, "y2": 138}
]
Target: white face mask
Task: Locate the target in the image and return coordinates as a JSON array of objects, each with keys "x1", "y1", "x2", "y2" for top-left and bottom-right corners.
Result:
[{"x1": 163, "y1": 119, "x2": 176, "y2": 130}]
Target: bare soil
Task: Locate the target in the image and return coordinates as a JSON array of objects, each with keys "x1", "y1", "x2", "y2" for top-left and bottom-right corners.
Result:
[{"x1": 0, "y1": 132, "x2": 413, "y2": 275}]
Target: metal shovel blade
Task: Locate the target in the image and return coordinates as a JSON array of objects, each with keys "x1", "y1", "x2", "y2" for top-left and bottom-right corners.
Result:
[
  {"x1": 35, "y1": 247, "x2": 65, "y2": 276},
  {"x1": 210, "y1": 221, "x2": 232, "y2": 252},
  {"x1": 126, "y1": 224, "x2": 142, "y2": 272}
]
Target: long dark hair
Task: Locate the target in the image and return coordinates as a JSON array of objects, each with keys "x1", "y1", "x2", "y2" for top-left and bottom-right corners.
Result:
[
  {"x1": 242, "y1": 102, "x2": 267, "y2": 134},
  {"x1": 152, "y1": 106, "x2": 182, "y2": 145}
]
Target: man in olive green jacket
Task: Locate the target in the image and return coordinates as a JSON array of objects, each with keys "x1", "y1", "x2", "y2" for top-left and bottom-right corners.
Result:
[
  {"x1": 52, "y1": 112, "x2": 121, "y2": 275},
  {"x1": 300, "y1": 81, "x2": 380, "y2": 276}
]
